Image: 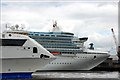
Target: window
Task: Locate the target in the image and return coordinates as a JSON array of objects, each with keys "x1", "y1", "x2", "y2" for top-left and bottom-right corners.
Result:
[
  {"x1": 93, "y1": 56, "x2": 97, "y2": 60},
  {"x1": 46, "y1": 35, "x2": 49, "y2": 36},
  {"x1": 41, "y1": 35, "x2": 44, "y2": 36},
  {"x1": 33, "y1": 47, "x2": 38, "y2": 53},
  {"x1": 0, "y1": 39, "x2": 26, "y2": 46},
  {"x1": 51, "y1": 35, "x2": 55, "y2": 36},
  {"x1": 35, "y1": 34, "x2": 39, "y2": 36},
  {"x1": 28, "y1": 47, "x2": 30, "y2": 49},
  {"x1": 9, "y1": 34, "x2": 12, "y2": 37},
  {"x1": 94, "y1": 56, "x2": 96, "y2": 59}
]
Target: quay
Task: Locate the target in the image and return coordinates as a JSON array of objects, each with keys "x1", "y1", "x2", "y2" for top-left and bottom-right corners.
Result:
[{"x1": 92, "y1": 55, "x2": 120, "y2": 71}]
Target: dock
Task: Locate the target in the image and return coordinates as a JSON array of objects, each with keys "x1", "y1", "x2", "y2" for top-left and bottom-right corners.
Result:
[{"x1": 92, "y1": 55, "x2": 120, "y2": 71}]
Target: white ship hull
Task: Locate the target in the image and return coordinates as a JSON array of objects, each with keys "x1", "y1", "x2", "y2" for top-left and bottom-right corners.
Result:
[
  {"x1": 0, "y1": 46, "x2": 55, "y2": 73},
  {"x1": 1, "y1": 58, "x2": 53, "y2": 73},
  {"x1": 41, "y1": 53, "x2": 109, "y2": 70}
]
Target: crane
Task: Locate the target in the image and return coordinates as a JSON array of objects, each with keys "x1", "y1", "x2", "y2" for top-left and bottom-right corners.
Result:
[
  {"x1": 111, "y1": 28, "x2": 120, "y2": 63},
  {"x1": 111, "y1": 28, "x2": 118, "y2": 49}
]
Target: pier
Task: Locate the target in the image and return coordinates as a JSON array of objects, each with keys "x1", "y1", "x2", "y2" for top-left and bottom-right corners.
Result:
[{"x1": 92, "y1": 55, "x2": 120, "y2": 71}]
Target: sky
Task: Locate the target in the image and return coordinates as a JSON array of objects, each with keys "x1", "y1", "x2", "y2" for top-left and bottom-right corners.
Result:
[{"x1": 1, "y1": 0, "x2": 119, "y2": 55}]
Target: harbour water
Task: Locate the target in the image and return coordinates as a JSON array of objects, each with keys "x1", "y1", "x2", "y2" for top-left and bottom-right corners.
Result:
[{"x1": 28, "y1": 71, "x2": 119, "y2": 80}]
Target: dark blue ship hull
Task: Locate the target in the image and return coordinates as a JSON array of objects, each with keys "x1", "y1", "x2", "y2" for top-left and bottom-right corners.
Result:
[{"x1": 0, "y1": 72, "x2": 32, "y2": 79}]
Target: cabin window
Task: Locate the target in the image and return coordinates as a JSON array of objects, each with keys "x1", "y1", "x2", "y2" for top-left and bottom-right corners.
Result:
[
  {"x1": 45, "y1": 35, "x2": 49, "y2": 36},
  {"x1": 35, "y1": 34, "x2": 39, "y2": 36},
  {"x1": 0, "y1": 39, "x2": 26, "y2": 46},
  {"x1": 51, "y1": 35, "x2": 55, "y2": 37},
  {"x1": 41, "y1": 35, "x2": 44, "y2": 36},
  {"x1": 33, "y1": 47, "x2": 38, "y2": 53}
]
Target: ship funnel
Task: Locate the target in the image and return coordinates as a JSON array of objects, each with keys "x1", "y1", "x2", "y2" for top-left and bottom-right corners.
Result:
[{"x1": 89, "y1": 43, "x2": 94, "y2": 50}]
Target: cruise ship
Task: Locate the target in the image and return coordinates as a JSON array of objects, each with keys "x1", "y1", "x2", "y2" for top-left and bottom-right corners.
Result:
[
  {"x1": 28, "y1": 21, "x2": 110, "y2": 70},
  {"x1": 4, "y1": 22, "x2": 110, "y2": 70},
  {"x1": 0, "y1": 32, "x2": 55, "y2": 79}
]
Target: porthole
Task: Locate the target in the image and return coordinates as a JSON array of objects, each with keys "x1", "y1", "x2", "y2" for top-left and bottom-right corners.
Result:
[
  {"x1": 9, "y1": 34, "x2": 12, "y2": 37},
  {"x1": 8, "y1": 69, "x2": 11, "y2": 71},
  {"x1": 93, "y1": 56, "x2": 97, "y2": 60},
  {"x1": 94, "y1": 56, "x2": 96, "y2": 58}
]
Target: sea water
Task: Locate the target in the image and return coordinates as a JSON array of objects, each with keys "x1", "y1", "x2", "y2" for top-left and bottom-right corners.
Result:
[
  {"x1": 31, "y1": 71, "x2": 120, "y2": 80},
  {"x1": 2, "y1": 71, "x2": 120, "y2": 80}
]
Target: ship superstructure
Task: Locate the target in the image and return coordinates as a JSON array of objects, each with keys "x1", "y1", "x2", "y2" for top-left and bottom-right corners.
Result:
[
  {"x1": 28, "y1": 21, "x2": 110, "y2": 70},
  {"x1": 29, "y1": 32, "x2": 84, "y2": 55}
]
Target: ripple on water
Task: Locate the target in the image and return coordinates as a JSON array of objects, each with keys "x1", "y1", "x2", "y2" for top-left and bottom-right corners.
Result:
[{"x1": 31, "y1": 71, "x2": 120, "y2": 80}]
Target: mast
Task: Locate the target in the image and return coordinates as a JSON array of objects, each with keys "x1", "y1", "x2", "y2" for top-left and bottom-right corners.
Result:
[{"x1": 52, "y1": 20, "x2": 61, "y2": 32}]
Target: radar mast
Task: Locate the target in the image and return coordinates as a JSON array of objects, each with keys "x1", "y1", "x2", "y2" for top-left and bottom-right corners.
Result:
[{"x1": 52, "y1": 20, "x2": 61, "y2": 32}]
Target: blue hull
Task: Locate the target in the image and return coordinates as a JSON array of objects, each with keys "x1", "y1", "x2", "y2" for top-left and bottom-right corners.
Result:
[{"x1": 0, "y1": 72, "x2": 32, "y2": 79}]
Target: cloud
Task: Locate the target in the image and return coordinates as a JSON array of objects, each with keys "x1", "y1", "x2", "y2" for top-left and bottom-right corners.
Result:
[
  {"x1": 1, "y1": 0, "x2": 119, "y2": 2},
  {"x1": 1, "y1": 1, "x2": 118, "y2": 54}
]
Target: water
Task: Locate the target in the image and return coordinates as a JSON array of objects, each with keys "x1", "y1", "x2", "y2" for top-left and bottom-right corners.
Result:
[
  {"x1": 2, "y1": 71, "x2": 120, "y2": 80},
  {"x1": 31, "y1": 71, "x2": 120, "y2": 80}
]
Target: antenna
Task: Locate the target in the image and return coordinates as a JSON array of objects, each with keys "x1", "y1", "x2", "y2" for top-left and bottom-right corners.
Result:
[
  {"x1": 21, "y1": 24, "x2": 25, "y2": 30},
  {"x1": 5, "y1": 24, "x2": 9, "y2": 31},
  {"x1": 5, "y1": 24, "x2": 8, "y2": 29},
  {"x1": 5, "y1": 23, "x2": 11, "y2": 30},
  {"x1": 52, "y1": 20, "x2": 61, "y2": 32},
  {"x1": 15, "y1": 24, "x2": 19, "y2": 30},
  {"x1": 53, "y1": 20, "x2": 57, "y2": 27},
  {"x1": 10, "y1": 26, "x2": 15, "y2": 31}
]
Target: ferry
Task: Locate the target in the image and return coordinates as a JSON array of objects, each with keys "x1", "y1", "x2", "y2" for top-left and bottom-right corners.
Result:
[{"x1": 0, "y1": 32, "x2": 55, "y2": 79}]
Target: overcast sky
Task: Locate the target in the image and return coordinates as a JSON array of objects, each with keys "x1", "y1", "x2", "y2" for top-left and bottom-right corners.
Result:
[{"x1": 1, "y1": 0, "x2": 119, "y2": 55}]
